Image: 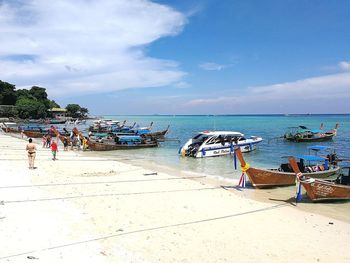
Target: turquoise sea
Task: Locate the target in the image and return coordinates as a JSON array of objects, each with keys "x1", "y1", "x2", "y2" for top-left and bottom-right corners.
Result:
[{"x1": 84, "y1": 114, "x2": 350, "y2": 181}]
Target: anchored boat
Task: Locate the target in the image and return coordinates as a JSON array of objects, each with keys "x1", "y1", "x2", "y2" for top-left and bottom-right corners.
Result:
[
  {"x1": 180, "y1": 131, "x2": 263, "y2": 158},
  {"x1": 235, "y1": 145, "x2": 340, "y2": 188},
  {"x1": 284, "y1": 123, "x2": 338, "y2": 142},
  {"x1": 88, "y1": 135, "x2": 158, "y2": 151}
]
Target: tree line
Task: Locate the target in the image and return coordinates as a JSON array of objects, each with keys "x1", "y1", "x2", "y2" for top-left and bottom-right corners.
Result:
[{"x1": 0, "y1": 80, "x2": 89, "y2": 119}]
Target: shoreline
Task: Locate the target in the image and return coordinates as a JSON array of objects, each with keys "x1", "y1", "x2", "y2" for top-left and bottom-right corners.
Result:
[
  {"x1": 1, "y1": 132, "x2": 350, "y2": 262},
  {"x1": 82, "y1": 149, "x2": 350, "y2": 223}
]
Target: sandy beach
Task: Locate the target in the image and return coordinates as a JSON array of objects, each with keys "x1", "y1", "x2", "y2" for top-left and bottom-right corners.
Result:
[{"x1": 1, "y1": 132, "x2": 350, "y2": 263}]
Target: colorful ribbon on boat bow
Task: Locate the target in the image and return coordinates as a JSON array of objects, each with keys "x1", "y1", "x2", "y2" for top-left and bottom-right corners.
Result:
[
  {"x1": 238, "y1": 163, "x2": 250, "y2": 188},
  {"x1": 295, "y1": 172, "x2": 303, "y2": 202}
]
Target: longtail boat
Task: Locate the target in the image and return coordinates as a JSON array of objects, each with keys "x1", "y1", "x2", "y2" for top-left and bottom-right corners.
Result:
[
  {"x1": 1, "y1": 127, "x2": 20, "y2": 133},
  {"x1": 299, "y1": 177, "x2": 350, "y2": 201},
  {"x1": 141, "y1": 125, "x2": 170, "y2": 139},
  {"x1": 1, "y1": 122, "x2": 20, "y2": 133},
  {"x1": 284, "y1": 123, "x2": 338, "y2": 142},
  {"x1": 52, "y1": 126, "x2": 79, "y2": 144},
  {"x1": 23, "y1": 130, "x2": 47, "y2": 138},
  {"x1": 288, "y1": 160, "x2": 350, "y2": 201},
  {"x1": 234, "y1": 146, "x2": 340, "y2": 188},
  {"x1": 88, "y1": 135, "x2": 158, "y2": 151}
]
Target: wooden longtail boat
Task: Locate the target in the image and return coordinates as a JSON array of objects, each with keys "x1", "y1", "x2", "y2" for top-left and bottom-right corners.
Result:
[
  {"x1": 88, "y1": 135, "x2": 158, "y2": 151},
  {"x1": 1, "y1": 122, "x2": 20, "y2": 133},
  {"x1": 141, "y1": 125, "x2": 170, "y2": 139},
  {"x1": 288, "y1": 160, "x2": 350, "y2": 201},
  {"x1": 1, "y1": 127, "x2": 20, "y2": 133},
  {"x1": 299, "y1": 177, "x2": 350, "y2": 201},
  {"x1": 23, "y1": 130, "x2": 48, "y2": 138},
  {"x1": 52, "y1": 127, "x2": 79, "y2": 144},
  {"x1": 284, "y1": 123, "x2": 338, "y2": 142},
  {"x1": 234, "y1": 147, "x2": 340, "y2": 188}
]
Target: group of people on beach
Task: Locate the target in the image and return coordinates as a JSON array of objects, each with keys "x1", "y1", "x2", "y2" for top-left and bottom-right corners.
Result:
[
  {"x1": 26, "y1": 132, "x2": 89, "y2": 169},
  {"x1": 26, "y1": 136, "x2": 59, "y2": 169}
]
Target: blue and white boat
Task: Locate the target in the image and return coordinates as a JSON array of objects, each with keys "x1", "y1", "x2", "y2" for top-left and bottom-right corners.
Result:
[{"x1": 180, "y1": 131, "x2": 263, "y2": 158}]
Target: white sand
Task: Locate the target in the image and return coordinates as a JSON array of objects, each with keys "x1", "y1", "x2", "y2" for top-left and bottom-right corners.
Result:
[{"x1": 1, "y1": 132, "x2": 350, "y2": 262}]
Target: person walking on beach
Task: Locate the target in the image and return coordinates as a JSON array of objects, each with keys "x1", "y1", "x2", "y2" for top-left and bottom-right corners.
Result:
[
  {"x1": 46, "y1": 135, "x2": 51, "y2": 148},
  {"x1": 63, "y1": 136, "x2": 69, "y2": 151},
  {"x1": 26, "y1": 138, "x2": 36, "y2": 169},
  {"x1": 51, "y1": 140, "x2": 58, "y2": 160},
  {"x1": 42, "y1": 135, "x2": 47, "y2": 148}
]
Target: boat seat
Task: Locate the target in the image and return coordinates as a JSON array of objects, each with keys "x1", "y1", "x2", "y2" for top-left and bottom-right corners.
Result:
[
  {"x1": 280, "y1": 163, "x2": 293, "y2": 172},
  {"x1": 341, "y1": 168, "x2": 350, "y2": 185}
]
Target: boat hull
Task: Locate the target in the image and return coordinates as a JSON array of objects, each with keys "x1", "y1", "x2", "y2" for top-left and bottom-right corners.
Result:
[
  {"x1": 88, "y1": 140, "x2": 158, "y2": 151},
  {"x1": 285, "y1": 132, "x2": 335, "y2": 142},
  {"x1": 301, "y1": 178, "x2": 350, "y2": 201},
  {"x1": 23, "y1": 131, "x2": 60, "y2": 138},
  {"x1": 194, "y1": 143, "x2": 259, "y2": 158},
  {"x1": 1, "y1": 127, "x2": 20, "y2": 133},
  {"x1": 246, "y1": 166, "x2": 340, "y2": 188}
]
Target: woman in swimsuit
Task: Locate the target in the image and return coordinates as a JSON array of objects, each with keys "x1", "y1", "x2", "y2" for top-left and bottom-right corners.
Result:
[{"x1": 26, "y1": 138, "x2": 37, "y2": 169}]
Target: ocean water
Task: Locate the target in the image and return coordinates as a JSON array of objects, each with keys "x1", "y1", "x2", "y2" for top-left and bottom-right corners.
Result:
[{"x1": 88, "y1": 114, "x2": 350, "y2": 180}]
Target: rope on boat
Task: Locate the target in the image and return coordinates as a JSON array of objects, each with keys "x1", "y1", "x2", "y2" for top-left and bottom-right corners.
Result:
[
  {"x1": 3, "y1": 186, "x2": 220, "y2": 204},
  {"x1": 0, "y1": 203, "x2": 288, "y2": 260},
  {"x1": 0, "y1": 176, "x2": 206, "y2": 189}
]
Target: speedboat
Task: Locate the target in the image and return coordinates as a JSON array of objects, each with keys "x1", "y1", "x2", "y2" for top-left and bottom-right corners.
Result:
[{"x1": 179, "y1": 131, "x2": 263, "y2": 158}]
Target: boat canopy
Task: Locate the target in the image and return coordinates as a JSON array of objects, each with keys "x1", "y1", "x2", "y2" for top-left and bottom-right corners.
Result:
[
  {"x1": 93, "y1": 133, "x2": 109, "y2": 137},
  {"x1": 310, "y1": 129, "x2": 321, "y2": 133},
  {"x1": 117, "y1": 135, "x2": 142, "y2": 142},
  {"x1": 197, "y1": 131, "x2": 244, "y2": 137},
  {"x1": 307, "y1": 145, "x2": 332, "y2": 151},
  {"x1": 295, "y1": 155, "x2": 326, "y2": 162}
]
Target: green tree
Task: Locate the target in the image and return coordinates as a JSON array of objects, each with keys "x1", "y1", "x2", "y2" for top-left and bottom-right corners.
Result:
[
  {"x1": 80, "y1": 107, "x2": 89, "y2": 117},
  {"x1": 66, "y1": 104, "x2": 81, "y2": 118},
  {"x1": 16, "y1": 97, "x2": 47, "y2": 119},
  {"x1": 65, "y1": 104, "x2": 89, "y2": 118},
  {"x1": 0, "y1": 80, "x2": 17, "y2": 105},
  {"x1": 48, "y1": 100, "x2": 60, "y2": 109}
]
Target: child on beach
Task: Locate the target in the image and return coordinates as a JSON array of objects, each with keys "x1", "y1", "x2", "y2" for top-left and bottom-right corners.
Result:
[
  {"x1": 51, "y1": 140, "x2": 58, "y2": 160},
  {"x1": 26, "y1": 138, "x2": 36, "y2": 169}
]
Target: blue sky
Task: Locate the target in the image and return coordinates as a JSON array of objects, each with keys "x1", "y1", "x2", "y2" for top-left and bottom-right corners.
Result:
[{"x1": 1, "y1": 0, "x2": 350, "y2": 114}]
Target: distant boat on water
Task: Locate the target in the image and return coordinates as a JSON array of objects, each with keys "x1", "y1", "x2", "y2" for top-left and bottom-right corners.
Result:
[{"x1": 283, "y1": 123, "x2": 338, "y2": 142}]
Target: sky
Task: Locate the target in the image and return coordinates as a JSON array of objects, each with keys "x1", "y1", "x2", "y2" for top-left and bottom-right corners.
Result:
[{"x1": 0, "y1": 0, "x2": 350, "y2": 114}]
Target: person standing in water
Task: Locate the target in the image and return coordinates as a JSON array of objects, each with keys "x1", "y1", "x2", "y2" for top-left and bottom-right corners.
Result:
[{"x1": 26, "y1": 138, "x2": 37, "y2": 169}]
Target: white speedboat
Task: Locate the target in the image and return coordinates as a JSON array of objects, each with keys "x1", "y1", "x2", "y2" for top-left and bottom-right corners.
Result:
[{"x1": 179, "y1": 131, "x2": 263, "y2": 158}]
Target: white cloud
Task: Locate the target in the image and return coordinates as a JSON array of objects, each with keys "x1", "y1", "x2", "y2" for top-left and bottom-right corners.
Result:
[
  {"x1": 0, "y1": 0, "x2": 187, "y2": 96},
  {"x1": 185, "y1": 72, "x2": 350, "y2": 113},
  {"x1": 199, "y1": 62, "x2": 231, "y2": 71},
  {"x1": 173, "y1": 81, "x2": 190, "y2": 89},
  {"x1": 338, "y1": 61, "x2": 350, "y2": 71}
]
